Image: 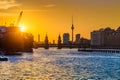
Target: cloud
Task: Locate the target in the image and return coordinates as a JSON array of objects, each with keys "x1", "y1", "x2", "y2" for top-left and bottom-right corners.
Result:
[
  {"x1": 0, "y1": 0, "x2": 20, "y2": 9},
  {"x1": 44, "y1": 4, "x2": 55, "y2": 8}
]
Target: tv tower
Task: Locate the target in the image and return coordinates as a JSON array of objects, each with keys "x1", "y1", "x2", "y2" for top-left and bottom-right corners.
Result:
[{"x1": 71, "y1": 16, "x2": 74, "y2": 43}]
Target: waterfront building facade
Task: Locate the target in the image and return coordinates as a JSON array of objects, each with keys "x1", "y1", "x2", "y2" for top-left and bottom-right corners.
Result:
[
  {"x1": 63, "y1": 33, "x2": 70, "y2": 44},
  {"x1": 91, "y1": 27, "x2": 120, "y2": 48}
]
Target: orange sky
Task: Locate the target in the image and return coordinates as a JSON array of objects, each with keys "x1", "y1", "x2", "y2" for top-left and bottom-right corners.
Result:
[{"x1": 0, "y1": 0, "x2": 120, "y2": 43}]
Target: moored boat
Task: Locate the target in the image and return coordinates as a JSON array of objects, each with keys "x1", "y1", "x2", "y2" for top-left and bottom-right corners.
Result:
[
  {"x1": 4, "y1": 52, "x2": 22, "y2": 56},
  {"x1": 0, "y1": 56, "x2": 8, "y2": 61}
]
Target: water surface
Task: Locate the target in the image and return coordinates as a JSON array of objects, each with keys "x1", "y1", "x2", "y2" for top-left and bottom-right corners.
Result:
[{"x1": 0, "y1": 48, "x2": 120, "y2": 80}]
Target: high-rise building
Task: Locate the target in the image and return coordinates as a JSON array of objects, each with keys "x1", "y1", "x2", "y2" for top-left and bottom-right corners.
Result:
[
  {"x1": 75, "y1": 34, "x2": 80, "y2": 44},
  {"x1": 63, "y1": 33, "x2": 70, "y2": 44}
]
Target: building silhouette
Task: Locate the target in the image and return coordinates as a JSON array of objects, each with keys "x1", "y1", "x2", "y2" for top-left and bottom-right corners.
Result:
[
  {"x1": 80, "y1": 37, "x2": 90, "y2": 48},
  {"x1": 75, "y1": 34, "x2": 80, "y2": 44},
  {"x1": 53, "y1": 40, "x2": 55, "y2": 44},
  {"x1": 91, "y1": 27, "x2": 120, "y2": 48},
  {"x1": 63, "y1": 33, "x2": 70, "y2": 44},
  {"x1": 58, "y1": 34, "x2": 62, "y2": 49},
  {"x1": 44, "y1": 34, "x2": 49, "y2": 49},
  {"x1": 38, "y1": 34, "x2": 40, "y2": 44},
  {"x1": 23, "y1": 33, "x2": 33, "y2": 52},
  {"x1": 0, "y1": 26, "x2": 33, "y2": 52}
]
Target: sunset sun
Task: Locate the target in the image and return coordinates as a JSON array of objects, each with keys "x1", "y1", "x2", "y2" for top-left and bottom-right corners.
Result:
[{"x1": 20, "y1": 26, "x2": 25, "y2": 32}]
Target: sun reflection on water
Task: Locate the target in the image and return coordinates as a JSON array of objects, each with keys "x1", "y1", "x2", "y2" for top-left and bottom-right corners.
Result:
[{"x1": 0, "y1": 48, "x2": 120, "y2": 80}]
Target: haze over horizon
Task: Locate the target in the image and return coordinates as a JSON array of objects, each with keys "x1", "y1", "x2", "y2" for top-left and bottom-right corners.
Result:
[{"x1": 0, "y1": 0, "x2": 120, "y2": 42}]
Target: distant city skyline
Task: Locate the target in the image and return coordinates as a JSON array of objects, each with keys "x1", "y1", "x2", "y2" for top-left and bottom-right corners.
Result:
[{"x1": 0, "y1": 0, "x2": 120, "y2": 42}]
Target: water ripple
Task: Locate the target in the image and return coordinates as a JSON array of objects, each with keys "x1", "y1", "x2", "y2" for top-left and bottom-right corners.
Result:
[{"x1": 0, "y1": 48, "x2": 120, "y2": 80}]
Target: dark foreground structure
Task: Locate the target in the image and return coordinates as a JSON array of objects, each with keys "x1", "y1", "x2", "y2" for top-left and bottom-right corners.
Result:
[
  {"x1": 0, "y1": 26, "x2": 33, "y2": 53},
  {"x1": 91, "y1": 27, "x2": 120, "y2": 49}
]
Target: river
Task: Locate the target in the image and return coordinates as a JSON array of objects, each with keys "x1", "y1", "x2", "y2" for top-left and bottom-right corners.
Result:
[{"x1": 0, "y1": 48, "x2": 120, "y2": 80}]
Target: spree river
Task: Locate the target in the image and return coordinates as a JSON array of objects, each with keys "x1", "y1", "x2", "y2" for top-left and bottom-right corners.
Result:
[{"x1": 0, "y1": 48, "x2": 120, "y2": 80}]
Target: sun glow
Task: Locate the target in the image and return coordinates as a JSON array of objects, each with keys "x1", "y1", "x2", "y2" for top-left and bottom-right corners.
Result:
[{"x1": 20, "y1": 26, "x2": 25, "y2": 32}]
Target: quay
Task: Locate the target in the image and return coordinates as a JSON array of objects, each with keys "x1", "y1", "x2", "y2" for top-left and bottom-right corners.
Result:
[{"x1": 78, "y1": 48, "x2": 120, "y2": 53}]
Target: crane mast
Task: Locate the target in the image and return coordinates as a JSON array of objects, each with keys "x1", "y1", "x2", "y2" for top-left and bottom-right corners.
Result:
[{"x1": 16, "y1": 11, "x2": 23, "y2": 26}]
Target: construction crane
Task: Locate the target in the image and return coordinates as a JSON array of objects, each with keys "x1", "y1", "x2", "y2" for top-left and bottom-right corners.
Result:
[{"x1": 16, "y1": 11, "x2": 23, "y2": 26}]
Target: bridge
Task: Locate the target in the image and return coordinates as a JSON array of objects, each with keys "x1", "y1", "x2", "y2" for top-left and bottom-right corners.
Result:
[{"x1": 37, "y1": 44, "x2": 80, "y2": 49}]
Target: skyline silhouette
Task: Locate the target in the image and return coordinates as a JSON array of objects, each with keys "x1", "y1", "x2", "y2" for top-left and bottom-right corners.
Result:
[{"x1": 0, "y1": 0, "x2": 120, "y2": 42}]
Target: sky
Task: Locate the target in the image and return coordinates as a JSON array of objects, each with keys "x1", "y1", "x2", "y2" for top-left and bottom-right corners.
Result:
[{"x1": 0, "y1": 0, "x2": 120, "y2": 43}]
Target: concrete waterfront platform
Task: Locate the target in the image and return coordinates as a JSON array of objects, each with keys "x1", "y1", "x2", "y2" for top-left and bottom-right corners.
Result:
[{"x1": 78, "y1": 48, "x2": 120, "y2": 53}]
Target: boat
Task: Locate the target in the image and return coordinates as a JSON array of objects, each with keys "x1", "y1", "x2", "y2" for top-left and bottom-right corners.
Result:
[
  {"x1": 0, "y1": 56, "x2": 8, "y2": 61},
  {"x1": 4, "y1": 52, "x2": 22, "y2": 56},
  {"x1": 78, "y1": 48, "x2": 93, "y2": 52}
]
